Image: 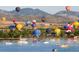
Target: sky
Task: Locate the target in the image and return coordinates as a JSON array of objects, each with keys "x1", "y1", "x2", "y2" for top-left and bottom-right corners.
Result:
[{"x1": 0, "y1": 6, "x2": 78, "y2": 14}]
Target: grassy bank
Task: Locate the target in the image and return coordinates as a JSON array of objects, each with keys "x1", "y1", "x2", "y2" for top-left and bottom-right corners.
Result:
[{"x1": 0, "y1": 27, "x2": 78, "y2": 41}]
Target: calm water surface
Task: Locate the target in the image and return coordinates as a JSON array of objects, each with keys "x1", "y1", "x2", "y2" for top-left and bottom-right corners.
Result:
[{"x1": 0, "y1": 39, "x2": 78, "y2": 52}]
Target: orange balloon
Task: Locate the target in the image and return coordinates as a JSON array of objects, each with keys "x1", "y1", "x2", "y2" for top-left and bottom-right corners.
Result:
[{"x1": 65, "y1": 6, "x2": 71, "y2": 11}]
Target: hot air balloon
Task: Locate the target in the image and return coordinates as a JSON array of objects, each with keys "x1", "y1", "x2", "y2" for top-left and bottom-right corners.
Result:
[
  {"x1": 32, "y1": 20, "x2": 36, "y2": 24},
  {"x1": 15, "y1": 7, "x2": 20, "y2": 12},
  {"x1": 68, "y1": 24, "x2": 73, "y2": 30},
  {"x1": 55, "y1": 28, "x2": 61, "y2": 37},
  {"x1": 2, "y1": 17, "x2": 6, "y2": 22},
  {"x1": 32, "y1": 29, "x2": 41, "y2": 38},
  {"x1": 31, "y1": 23, "x2": 36, "y2": 27},
  {"x1": 12, "y1": 18, "x2": 16, "y2": 23},
  {"x1": 16, "y1": 23, "x2": 23, "y2": 31},
  {"x1": 65, "y1": 6, "x2": 71, "y2": 11},
  {"x1": 41, "y1": 16, "x2": 46, "y2": 22},
  {"x1": 26, "y1": 20, "x2": 31, "y2": 26},
  {"x1": 64, "y1": 23, "x2": 74, "y2": 32},
  {"x1": 73, "y1": 21, "x2": 79, "y2": 29},
  {"x1": 9, "y1": 25, "x2": 16, "y2": 30},
  {"x1": 64, "y1": 25, "x2": 68, "y2": 29}
]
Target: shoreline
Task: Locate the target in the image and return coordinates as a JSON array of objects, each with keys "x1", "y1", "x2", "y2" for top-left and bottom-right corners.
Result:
[{"x1": 0, "y1": 36, "x2": 78, "y2": 41}]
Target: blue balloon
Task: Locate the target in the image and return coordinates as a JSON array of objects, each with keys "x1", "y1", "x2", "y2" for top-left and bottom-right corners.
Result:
[
  {"x1": 9, "y1": 25, "x2": 16, "y2": 30},
  {"x1": 64, "y1": 25, "x2": 68, "y2": 29},
  {"x1": 31, "y1": 24, "x2": 36, "y2": 27},
  {"x1": 32, "y1": 29, "x2": 41, "y2": 38}
]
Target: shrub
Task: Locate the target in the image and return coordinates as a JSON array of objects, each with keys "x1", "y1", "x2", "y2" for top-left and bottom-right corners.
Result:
[
  {"x1": 74, "y1": 29, "x2": 79, "y2": 36},
  {"x1": 8, "y1": 30, "x2": 21, "y2": 38}
]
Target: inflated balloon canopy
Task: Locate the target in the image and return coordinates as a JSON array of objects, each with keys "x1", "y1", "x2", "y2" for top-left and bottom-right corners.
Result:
[
  {"x1": 31, "y1": 23, "x2": 36, "y2": 27},
  {"x1": 16, "y1": 23, "x2": 23, "y2": 31},
  {"x1": 9, "y1": 25, "x2": 16, "y2": 30},
  {"x1": 15, "y1": 7, "x2": 20, "y2": 12}
]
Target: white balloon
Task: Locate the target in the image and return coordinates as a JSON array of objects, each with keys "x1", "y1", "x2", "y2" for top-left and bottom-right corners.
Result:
[
  {"x1": 27, "y1": 21, "x2": 31, "y2": 24},
  {"x1": 32, "y1": 20, "x2": 36, "y2": 23}
]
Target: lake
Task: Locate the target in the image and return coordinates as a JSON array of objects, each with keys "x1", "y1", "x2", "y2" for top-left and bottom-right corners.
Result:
[{"x1": 0, "y1": 39, "x2": 79, "y2": 52}]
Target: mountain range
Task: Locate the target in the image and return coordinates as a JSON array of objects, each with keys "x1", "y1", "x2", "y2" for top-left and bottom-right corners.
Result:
[{"x1": 0, "y1": 8, "x2": 79, "y2": 23}]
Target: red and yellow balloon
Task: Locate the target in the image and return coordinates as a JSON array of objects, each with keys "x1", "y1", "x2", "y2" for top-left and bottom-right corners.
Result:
[{"x1": 73, "y1": 21, "x2": 79, "y2": 29}]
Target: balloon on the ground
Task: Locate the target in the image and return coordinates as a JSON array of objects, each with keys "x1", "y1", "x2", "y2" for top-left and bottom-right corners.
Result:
[
  {"x1": 26, "y1": 21, "x2": 31, "y2": 26},
  {"x1": 55, "y1": 28, "x2": 61, "y2": 36},
  {"x1": 41, "y1": 16, "x2": 46, "y2": 22},
  {"x1": 31, "y1": 24, "x2": 36, "y2": 27},
  {"x1": 64, "y1": 25, "x2": 68, "y2": 29},
  {"x1": 73, "y1": 21, "x2": 79, "y2": 29},
  {"x1": 16, "y1": 23, "x2": 23, "y2": 31},
  {"x1": 68, "y1": 24, "x2": 73, "y2": 30},
  {"x1": 9, "y1": 25, "x2": 16, "y2": 30},
  {"x1": 12, "y1": 18, "x2": 16, "y2": 23},
  {"x1": 32, "y1": 29, "x2": 41, "y2": 38},
  {"x1": 64, "y1": 23, "x2": 74, "y2": 32},
  {"x1": 32, "y1": 20, "x2": 36, "y2": 24},
  {"x1": 2, "y1": 17, "x2": 6, "y2": 22}
]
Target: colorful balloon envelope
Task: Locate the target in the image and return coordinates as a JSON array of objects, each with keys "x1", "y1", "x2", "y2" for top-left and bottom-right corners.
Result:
[
  {"x1": 73, "y1": 21, "x2": 79, "y2": 29},
  {"x1": 16, "y1": 23, "x2": 23, "y2": 31},
  {"x1": 41, "y1": 16, "x2": 46, "y2": 22},
  {"x1": 32, "y1": 20, "x2": 36, "y2": 24},
  {"x1": 55, "y1": 28, "x2": 61, "y2": 36},
  {"x1": 65, "y1": 6, "x2": 71, "y2": 11},
  {"x1": 32, "y1": 22, "x2": 36, "y2": 24},
  {"x1": 64, "y1": 25, "x2": 68, "y2": 29},
  {"x1": 12, "y1": 18, "x2": 16, "y2": 23},
  {"x1": 9, "y1": 25, "x2": 16, "y2": 30},
  {"x1": 15, "y1": 7, "x2": 20, "y2": 12},
  {"x1": 31, "y1": 24, "x2": 36, "y2": 27},
  {"x1": 26, "y1": 21, "x2": 31, "y2": 26},
  {"x1": 68, "y1": 25, "x2": 73, "y2": 30},
  {"x1": 2, "y1": 17, "x2": 6, "y2": 22},
  {"x1": 32, "y1": 29, "x2": 41, "y2": 37},
  {"x1": 32, "y1": 20, "x2": 36, "y2": 23},
  {"x1": 64, "y1": 23, "x2": 74, "y2": 31}
]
